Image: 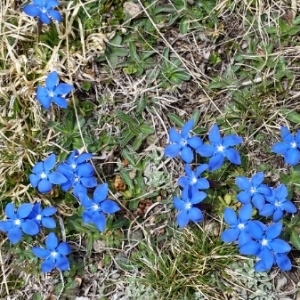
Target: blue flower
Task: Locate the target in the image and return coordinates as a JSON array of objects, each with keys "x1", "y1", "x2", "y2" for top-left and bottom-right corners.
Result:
[
  {"x1": 164, "y1": 119, "x2": 203, "y2": 163},
  {"x1": 236, "y1": 172, "x2": 272, "y2": 210},
  {"x1": 57, "y1": 150, "x2": 97, "y2": 197},
  {"x1": 196, "y1": 124, "x2": 243, "y2": 171},
  {"x1": 221, "y1": 204, "x2": 254, "y2": 247},
  {"x1": 259, "y1": 184, "x2": 297, "y2": 221},
  {"x1": 29, "y1": 154, "x2": 67, "y2": 193},
  {"x1": 272, "y1": 126, "x2": 300, "y2": 165},
  {"x1": 23, "y1": 0, "x2": 62, "y2": 24},
  {"x1": 28, "y1": 202, "x2": 57, "y2": 229},
  {"x1": 78, "y1": 183, "x2": 120, "y2": 232},
  {"x1": 36, "y1": 71, "x2": 73, "y2": 109},
  {"x1": 173, "y1": 187, "x2": 207, "y2": 228},
  {"x1": 239, "y1": 222, "x2": 292, "y2": 272},
  {"x1": 178, "y1": 164, "x2": 209, "y2": 193},
  {"x1": 32, "y1": 232, "x2": 71, "y2": 272},
  {"x1": 0, "y1": 203, "x2": 39, "y2": 244}
]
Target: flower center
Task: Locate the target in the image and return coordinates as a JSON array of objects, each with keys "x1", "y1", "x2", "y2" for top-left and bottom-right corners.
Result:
[
  {"x1": 50, "y1": 251, "x2": 58, "y2": 258},
  {"x1": 48, "y1": 90, "x2": 55, "y2": 98},
  {"x1": 36, "y1": 214, "x2": 42, "y2": 221},
  {"x1": 180, "y1": 139, "x2": 187, "y2": 146},
  {"x1": 238, "y1": 223, "x2": 245, "y2": 230},
  {"x1": 92, "y1": 204, "x2": 99, "y2": 211},
  {"x1": 250, "y1": 187, "x2": 257, "y2": 194},
  {"x1": 71, "y1": 163, "x2": 77, "y2": 169},
  {"x1": 74, "y1": 176, "x2": 79, "y2": 182},
  {"x1": 40, "y1": 172, "x2": 47, "y2": 179},
  {"x1": 14, "y1": 219, "x2": 21, "y2": 226},
  {"x1": 217, "y1": 145, "x2": 224, "y2": 152},
  {"x1": 185, "y1": 202, "x2": 192, "y2": 210},
  {"x1": 290, "y1": 141, "x2": 297, "y2": 148},
  {"x1": 191, "y1": 177, "x2": 197, "y2": 185},
  {"x1": 274, "y1": 201, "x2": 281, "y2": 207},
  {"x1": 261, "y1": 238, "x2": 268, "y2": 246}
]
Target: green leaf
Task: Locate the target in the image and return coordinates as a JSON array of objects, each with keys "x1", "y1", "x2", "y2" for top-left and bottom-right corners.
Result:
[
  {"x1": 168, "y1": 113, "x2": 184, "y2": 127},
  {"x1": 132, "y1": 134, "x2": 144, "y2": 151},
  {"x1": 179, "y1": 16, "x2": 189, "y2": 34},
  {"x1": 191, "y1": 110, "x2": 200, "y2": 125},
  {"x1": 281, "y1": 109, "x2": 300, "y2": 124},
  {"x1": 120, "y1": 169, "x2": 134, "y2": 189},
  {"x1": 290, "y1": 230, "x2": 300, "y2": 250},
  {"x1": 139, "y1": 123, "x2": 155, "y2": 135},
  {"x1": 122, "y1": 148, "x2": 137, "y2": 166},
  {"x1": 129, "y1": 42, "x2": 140, "y2": 62}
]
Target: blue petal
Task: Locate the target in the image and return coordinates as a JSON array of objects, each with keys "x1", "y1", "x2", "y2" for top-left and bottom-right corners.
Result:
[
  {"x1": 29, "y1": 174, "x2": 40, "y2": 188},
  {"x1": 266, "y1": 222, "x2": 282, "y2": 239},
  {"x1": 187, "y1": 136, "x2": 202, "y2": 149},
  {"x1": 183, "y1": 164, "x2": 193, "y2": 176},
  {"x1": 82, "y1": 211, "x2": 93, "y2": 223},
  {"x1": 100, "y1": 200, "x2": 120, "y2": 214},
  {"x1": 44, "y1": 154, "x2": 56, "y2": 172},
  {"x1": 224, "y1": 148, "x2": 241, "y2": 165},
  {"x1": 8, "y1": 227, "x2": 22, "y2": 244},
  {"x1": 208, "y1": 153, "x2": 224, "y2": 171},
  {"x1": 255, "y1": 260, "x2": 268, "y2": 272},
  {"x1": 77, "y1": 152, "x2": 93, "y2": 164},
  {"x1": 173, "y1": 197, "x2": 185, "y2": 210},
  {"x1": 164, "y1": 144, "x2": 181, "y2": 158},
  {"x1": 209, "y1": 124, "x2": 221, "y2": 144},
  {"x1": 257, "y1": 184, "x2": 272, "y2": 196},
  {"x1": 38, "y1": 179, "x2": 53, "y2": 193},
  {"x1": 92, "y1": 211, "x2": 106, "y2": 231},
  {"x1": 33, "y1": 0, "x2": 44, "y2": 5},
  {"x1": 17, "y1": 203, "x2": 33, "y2": 219},
  {"x1": 271, "y1": 141, "x2": 290, "y2": 155},
  {"x1": 188, "y1": 207, "x2": 203, "y2": 222},
  {"x1": 77, "y1": 163, "x2": 94, "y2": 177},
  {"x1": 280, "y1": 126, "x2": 293, "y2": 141},
  {"x1": 195, "y1": 178, "x2": 209, "y2": 190},
  {"x1": 284, "y1": 148, "x2": 300, "y2": 165},
  {"x1": 22, "y1": 219, "x2": 39, "y2": 235},
  {"x1": 178, "y1": 176, "x2": 190, "y2": 188},
  {"x1": 235, "y1": 176, "x2": 251, "y2": 190},
  {"x1": 223, "y1": 208, "x2": 238, "y2": 226},
  {"x1": 40, "y1": 12, "x2": 51, "y2": 24},
  {"x1": 238, "y1": 230, "x2": 252, "y2": 247},
  {"x1": 80, "y1": 176, "x2": 97, "y2": 188},
  {"x1": 238, "y1": 204, "x2": 252, "y2": 222},
  {"x1": 247, "y1": 221, "x2": 263, "y2": 239},
  {"x1": 52, "y1": 96, "x2": 68, "y2": 108},
  {"x1": 251, "y1": 172, "x2": 264, "y2": 186},
  {"x1": 252, "y1": 194, "x2": 265, "y2": 210},
  {"x1": 239, "y1": 241, "x2": 260, "y2": 255},
  {"x1": 36, "y1": 87, "x2": 51, "y2": 109},
  {"x1": 196, "y1": 144, "x2": 215, "y2": 157},
  {"x1": 221, "y1": 228, "x2": 239, "y2": 243},
  {"x1": 41, "y1": 217, "x2": 56, "y2": 228},
  {"x1": 274, "y1": 184, "x2": 288, "y2": 199},
  {"x1": 45, "y1": 232, "x2": 58, "y2": 251},
  {"x1": 0, "y1": 221, "x2": 13, "y2": 232},
  {"x1": 78, "y1": 193, "x2": 90, "y2": 206},
  {"x1": 32, "y1": 161, "x2": 44, "y2": 174},
  {"x1": 46, "y1": 71, "x2": 59, "y2": 90},
  {"x1": 32, "y1": 247, "x2": 50, "y2": 259},
  {"x1": 5, "y1": 203, "x2": 16, "y2": 219},
  {"x1": 56, "y1": 255, "x2": 70, "y2": 271},
  {"x1": 169, "y1": 128, "x2": 181, "y2": 143},
  {"x1": 176, "y1": 210, "x2": 189, "y2": 228},
  {"x1": 270, "y1": 239, "x2": 291, "y2": 253},
  {"x1": 55, "y1": 83, "x2": 73, "y2": 95},
  {"x1": 23, "y1": 4, "x2": 40, "y2": 17},
  {"x1": 93, "y1": 183, "x2": 108, "y2": 203},
  {"x1": 237, "y1": 191, "x2": 251, "y2": 204},
  {"x1": 190, "y1": 191, "x2": 207, "y2": 204},
  {"x1": 181, "y1": 119, "x2": 194, "y2": 138},
  {"x1": 48, "y1": 172, "x2": 67, "y2": 184},
  {"x1": 259, "y1": 247, "x2": 274, "y2": 270},
  {"x1": 275, "y1": 253, "x2": 292, "y2": 271},
  {"x1": 57, "y1": 242, "x2": 71, "y2": 255},
  {"x1": 73, "y1": 184, "x2": 88, "y2": 197},
  {"x1": 180, "y1": 146, "x2": 193, "y2": 163},
  {"x1": 195, "y1": 164, "x2": 209, "y2": 176},
  {"x1": 282, "y1": 201, "x2": 297, "y2": 213},
  {"x1": 48, "y1": 10, "x2": 63, "y2": 22},
  {"x1": 273, "y1": 209, "x2": 284, "y2": 222},
  {"x1": 222, "y1": 135, "x2": 243, "y2": 147},
  {"x1": 259, "y1": 204, "x2": 274, "y2": 217},
  {"x1": 42, "y1": 207, "x2": 57, "y2": 216},
  {"x1": 41, "y1": 258, "x2": 55, "y2": 272}
]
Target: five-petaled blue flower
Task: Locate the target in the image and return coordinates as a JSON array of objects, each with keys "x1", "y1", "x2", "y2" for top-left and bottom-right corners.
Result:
[
  {"x1": 57, "y1": 150, "x2": 97, "y2": 197},
  {"x1": 196, "y1": 124, "x2": 243, "y2": 171},
  {"x1": 164, "y1": 119, "x2": 203, "y2": 163},
  {"x1": 239, "y1": 222, "x2": 292, "y2": 272},
  {"x1": 236, "y1": 172, "x2": 272, "y2": 210},
  {"x1": 173, "y1": 187, "x2": 206, "y2": 228},
  {"x1": 78, "y1": 183, "x2": 120, "y2": 232},
  {"x1": 0, "y1": 203, "x2": 39, "y2": 244},
  {"x1": 178, "y1": 164, "x2": 209, "y2": 193},
  {"x1": 32, "y1": 232, "x2": 71, "y2": 272},
  {"x1": 221, "y1": 204, "x2": 254, "y2": 247},
  {"x1": 259, "y1": 184, "x2": 297, "y2": 222},
  {"x1": 28, "y1": 202, "x2": 57, "y2": 229},
  {"x1": 29, "y1": 153, "x2": 67, "y2": 193},
  {"x1": 36, "y1": 71, "x2": 73, "y2": 109},
  {"x1": 272, "y1": 126, "x2": 300, "y2": 165},
  {"x1": 23, "y1": 0, "x2": 62, "y2": 25}
]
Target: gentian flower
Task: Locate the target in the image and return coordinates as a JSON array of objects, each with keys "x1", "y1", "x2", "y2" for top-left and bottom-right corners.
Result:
[
  {"x1": 164, "y1": 119, "x2": 203, "y2": 163},
  {"x1": 239, "y1": 222, "x2": 292, "y2": 272},
  {"x1": 259, "y1": 184, "x2": 297, "y2": 222},
  {"x1": 23, "y1": 0, "x2": 62, "y2": 25},
  {"x1": 178, "y1": 164, "x2": 209, "y2": 193},
  {"x1": 0, "y1": 203, "x2": 39, "y2": 244},
  {"x1": 236, "y1": 172, "x2": 272, "y2": 210},
  {"x1": 36, "y1": 71, "x2": 73, "y2": 109},
  {"x1": 196, "y1": 124, "x2": 243, "y2": 171},
  {"x1": 78, "y1": 183, "x2": 120, "y2": 232},
  {"x1": 221, "y1": 204, "x2": 254, "y2": 247},
  {"x1": 173, "y1": 187, "x2": 207, "y2": 228},
  {"x1": 29, "y1": 154, "x2": 67, "y2": 193},
  {"x1": 272, "y1": 126, "x2": 300, "y2": 165},
  {"x1": 32, "y1": 232, "x2": 71, "y2": 272},
  {"x1": 57, "y1": 150, "x2": 97, "y2": 197},
  {"x1": 28, "y1": 202, "x2": 57, "y2": 228}
]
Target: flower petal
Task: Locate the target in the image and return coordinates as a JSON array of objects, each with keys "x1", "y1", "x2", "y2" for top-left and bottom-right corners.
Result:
[
  {"x1": 173, "y1": 197, "x2": 185, "y2": 210},
  {"x1": 5, "y1": 203, "x2": 16, "y2": 219},
  {"x1": 208, "y1": 153, "x2": 224, "y2": 171},
  {"x1": 195, "y1": 164, "x2": 209, "y2": 176},
  {"x1": 284, "y1": 148, "x2": 300, "y2": 165},
  {"x1": 275, "y1": 253, "x2": 292, "y2": 271},
  {"x1": 209, "y1": 124, "x2": 221, "y2": 144},
  {"x1": 41, "y1": 257, "x2": 55, "y2": 272},
  {"x1": 270, "y1": 239, "x2": 291, "y2": 253},
  {"x1": 80, "y1": 176, "x2": 97, "y2": 188},
  {"x1": 48, "y1": 172, "x2": 67, "y2": 184},
  {"x1": 247, "y1": 221, "x2": 263, "y2": 239},
  {"x1": 181, "y1": 119, "x2": 194, "y2": 138},
  {"x1": 8, "y1": 227, "x2": 22, "y2": 244},
  {"x1": 42, "y1": 207, "x2": 57, "y2": 216},
  {"x1": 92, "y1": 211, "x2": 107, "y2": 231},
  {"x1": 238, "y1": 204, "x2": 252, "y2": 222},
  {"x1": 196, "y1": 144, "x2": 215, "y2": 157},
  {"x1": 252, "y1": 193, "x2": 265, "y2": 210},
  {"x1": 38, "y1": 179, "x2": 53, "y2": 193},
  {"x1": 164, "y1": 144, "x2": 181, "y2": 158},
  {"x1": 41, "y1": 217, "x2": 56, "y2": 229},
  {"x1": 237, "y1": 191, "x2": 251, "y2": 204},
  {"x1": 93, "y1": 183, "x2": 108, "y2": 203},
  {"x1": 52, "y1": 96, "x2": 68, "y2": 108},
  {"x1": 0, "y1": 221, "x2": 13, "y2": 232},
  {"x1": 223, "y1": 208, "x2": 238, "y2": 225},
  {"x1": 271, "y1": 141, "x2": 290, "y2": 155},
  {"x1": 23, "y1": 4, "x2": 40, "y2": 17},
  {"x1": 181, "y1": 146, "x2": 193, "y2": 163},
  {"x1": 57, "y1": 242, "x2": 71, "y2": 255},
  {"x1": 55, "y1": 83, "x2": 73, "y2": 95},
  {"x1": 274, "y1": 184, "x2": 288, "y2": 199},
  {"x1": 43, "y1": 154, "x2": 56, "y2": 172},
  {"x1": 224, "y1": 148, "x2": 241, "y2": 165},
  {"x1": 32, "y1": 161, "x2": 44, "y2": 174},
  {"x1": 221, "y1": 228, "x2": 239, "y2": 243},
  {"x1": 48, "y1": 9, "x2": 63, "y2": 22},
  {"x1": 222, "y1": 135, "x2": 243, "y2": 147},
  {"x1": 259, "y1": 247, "x2": 274, "y2": 270},
  {"x1": 56, "y1": 255, "x2": 70, "y2": 271},
  {"x1": 259, "y1": 204, "x2": 274, "y2": 217},
  {"x1": 30, "y1": 174, "x2": 40, "y2": 188},
  {"x1": 17, "y1": 203, "x2": 33, "y2": 219},
  {"x1": 273, "y1": 209, "x2": 284, "y2": 222},
  {"x1": 195, "y1": 178, "x2": 210, "y2": 190},
  {"x1": 187, "y1": 136, "x2": 202, "y2": 150},
  {"x1": 32, "y1": 247, "x2": 50, "y2": 259},
  {"x1": 176, "y1": 210, "x2": 189, "y2": 228},
  {"x1": 238, "y1": 230, "x2": 252, "y2": 247},
  {"x1": 76, "y1": 152, "x2": 93, "y2": 164},
  {"x1": 280, "y1": 126, "x2": 293, "y2": 141},
  {"x1": 251, "y1": 172, "x2": 264, "y2": 186},
  {"x1": 45, "y1": 232, "x2": 58, "y2": 251},
  {"x1": 190, "y1": 191, "x2": 207, "y2": 204},
  {"x1": 169, "y1": 128, "x2": 181, "y2": 143},
  {"x1": 239, "y1": 240, "x2": 260, "y2": 255},
  {"x1": 46, "y1": 71, "x2": 59, "y2": 90},
  {"x1": 188, "y1": 207, "x2": 203, "y2": 222},
  {"x1": 77, "y1": 163, "x2": 94, "y2": 177},
  {"x1": 235, "y1": 176, "x2": 251, "y2": 190},
  {"x1": 257, "y1": 184, "x2": 272, "y2": 196},
  {"x1": 22, "y1": 219, "x2": 39, "y2": 235},
  {"x1": 282, "y1": 201, "x2": 297, "y2": 213},
  {"x1": 266, "y1": 222, "x2": 282, "y2": 239},
  {"x1": 100, "y1": 200, "x2": 120, "y2": 214}
]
